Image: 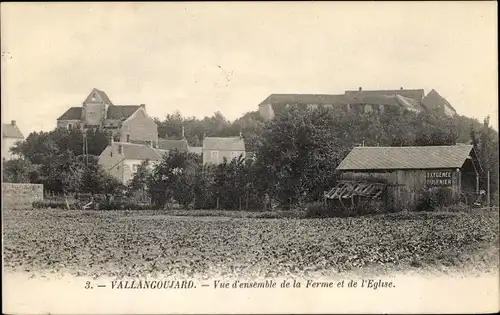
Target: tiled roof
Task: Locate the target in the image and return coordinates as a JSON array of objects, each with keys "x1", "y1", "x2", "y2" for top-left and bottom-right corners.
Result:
[
  {"x1": 422, "y1": 89, "x2": 456, "y2": 112},
  {"x1": 106, "y1": 105, "x2": 140, "y2": 120},
  {"x1": 113, "y1": 142, "x2": 167, "y2": 161},
  {"x1": 84, "y1": 88, "x2": 113, "y2": 105},
  {"x1": 158, "y1": 139, "x2": 189, "y2": 151},
  {"x1": 2, "y1": 123, "x2": 24, "y2": 139},
  {"x1": 345, "y1": 89, "x2": 425, "y2": 102},
  {"x1": 259, "y1": 94, "x2": 349, "y2": 106},
  {"x1": 203, "y1": 137, "x2": 246, "y2": 151},
  {"x1": 348, "y1": 94, "x2": 401, "y2": 106},
  {"x1": 336, "y1": 145, "x2": 474, "y2": 170},
  {"x1": 57, "y1": 107, "x2": 82, "y2": 120}
]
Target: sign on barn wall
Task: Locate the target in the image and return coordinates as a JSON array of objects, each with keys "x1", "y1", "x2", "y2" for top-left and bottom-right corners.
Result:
[{"x1": 426, "y1": 171, "x2": 453, "y2": 187}]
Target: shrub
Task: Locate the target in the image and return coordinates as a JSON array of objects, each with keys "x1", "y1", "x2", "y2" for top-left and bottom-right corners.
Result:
[
  {"x1": 305, "y1": 201, "x2": 337, "y2": 218},
  {"x1": 32, "y1": 200, "x2": 79, "y2": 209},
  {"x1": 416, "y1": 187, "x2": 460, "y2": 211},
  {"x1": 98, "y1": 200, "x2": 151, "y2": 211}
]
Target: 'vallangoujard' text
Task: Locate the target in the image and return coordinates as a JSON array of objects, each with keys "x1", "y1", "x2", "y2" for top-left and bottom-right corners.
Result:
[{"x1": 111, "y1": 280, "x2": 195, "y2": 289}]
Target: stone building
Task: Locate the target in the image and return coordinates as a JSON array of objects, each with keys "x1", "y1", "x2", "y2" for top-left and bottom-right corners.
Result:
[{"x1": 57, "y1": 88, "x2": 158, "y2": 145}]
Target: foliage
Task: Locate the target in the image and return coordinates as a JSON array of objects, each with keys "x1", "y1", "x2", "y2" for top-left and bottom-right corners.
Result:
[
  {"x1": 11, "y1": 127, "x2": 111, "y2": 163},
  {"x1": 470, "y1": 116, "x2": 499, "y2": 204},
  {"x1": 2, "y1": 158, "x2": 41, "y2": 183},
  {"x1": 255, "y1": 107, "x2": 343, "y2": 208},
  {"x1": 147, "y1": 150, "x2": 201, "y2": 209},
  {"x1": 127, "y1": 160, "x2": 151, "y2": 197},
  {"x1": 32, "y1": 200, "x2": 79, "y2": 209},
  {"x1": 415, "y1": 188, "x2": 458, "y2": 212}
]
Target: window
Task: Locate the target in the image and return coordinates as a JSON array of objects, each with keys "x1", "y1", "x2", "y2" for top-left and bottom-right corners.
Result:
[
  {"x1": 132, "y1": 164, "x2": 139, "y2": 172},
  {"x1": 211, "y1": 151, "x2": 219, "y2": 163},
  {"x1": 126, "y1": 134, "x2": 130, "y2": 143},
  {"x1": 67, "y1": 123, "x2": 73, "y2": 130}
]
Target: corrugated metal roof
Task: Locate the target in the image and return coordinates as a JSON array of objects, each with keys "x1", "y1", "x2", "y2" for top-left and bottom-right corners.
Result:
[
  {"x1": 203, "y1": 137, "x2": 245, "y2": 151},
  {"x1": 2, "y1": 123, "x2": 24, "y2": 139},
  {"x1": 336, "y1": 145, "x2": 474, "y2": 170}
]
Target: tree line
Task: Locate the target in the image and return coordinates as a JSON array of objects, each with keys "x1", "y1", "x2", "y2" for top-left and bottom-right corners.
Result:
[{"x1": 3, "y1": 106, "x2": 499, "y2": 208}]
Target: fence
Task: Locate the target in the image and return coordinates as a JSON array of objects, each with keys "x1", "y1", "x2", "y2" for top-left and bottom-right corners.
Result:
[{"x1": 2, "y1": 183, "x2": 44, "y2": 209}]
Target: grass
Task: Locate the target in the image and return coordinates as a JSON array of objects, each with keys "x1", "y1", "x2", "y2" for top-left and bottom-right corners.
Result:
[{"x1": 2, "y1": 208, "x2": 498, "y2": 279}]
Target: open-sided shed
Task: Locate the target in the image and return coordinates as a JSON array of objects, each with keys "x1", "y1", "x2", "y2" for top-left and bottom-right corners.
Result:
[{"x1": 333, "y1": 144, "x2": 482, "y2": 209}]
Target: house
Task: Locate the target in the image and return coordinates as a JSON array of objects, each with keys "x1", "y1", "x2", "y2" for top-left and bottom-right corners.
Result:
[
  {"x1": 98, "y1": 140, "x2": 168, "y2": 184},
  {"x1": 202, "y1": 136, "x2": 246, "y2": 165},
  {"x1": 332, "y1": 144, "x2": 481, "y2": 209},
  {"x1": 2, "y1": 120, "x2": 24, "y2": 160},
  {"x1": 422, "y1": 89, "x2": 457, "y2": 117},
  {"x1": 57, "y1": 88, "x2": 158, "y2": 145},
  {"x1": 258, "y1": 87, "x2": 454, "y2": 120}
]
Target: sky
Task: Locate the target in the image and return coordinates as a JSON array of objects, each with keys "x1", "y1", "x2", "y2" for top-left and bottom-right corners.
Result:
[{"x1": 1, "y1": 2, "x2": 498, "y2": 135}]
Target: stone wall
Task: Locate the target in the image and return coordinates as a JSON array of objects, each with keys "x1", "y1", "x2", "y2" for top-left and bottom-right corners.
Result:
[{"x1": 2, "y1": 183, "x2": 44, "y2": 209}]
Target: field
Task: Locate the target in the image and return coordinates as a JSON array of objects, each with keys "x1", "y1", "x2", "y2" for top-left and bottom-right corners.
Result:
[{"x1": 3, "y1": 208, "x2": 499, "y2": 280}]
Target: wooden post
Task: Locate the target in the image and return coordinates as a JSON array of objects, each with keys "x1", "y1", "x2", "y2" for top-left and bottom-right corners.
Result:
[
  {"x1": 216, "y1": 197, "x2": 219, "y2": 210},
  {"x1": 476, "y1": 173, "x2": 480, "y2": 193},
  {"x1": 487, "y1": 171, "x2": 491, "y2": 207}
]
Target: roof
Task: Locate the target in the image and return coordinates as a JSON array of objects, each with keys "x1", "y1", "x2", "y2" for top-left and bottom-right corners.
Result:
[
  {"x1": 158, "y1": 139, "x2": 189, "y2": 151},
  {"x1": 203, "y1": 137, "x2": 246, "y2": 151},
  {"x1": 57, "y1": 107, "x2": 82, "y2": 120},
  {"x1": 422, "y1": 89, "x2": 456, "y2": 112},
  {"x1": 110, "y1": 142, "x2": 168, "y2": 161},
  {"x1": 345, "y1": 89, "x2": 425, "y2": 102},
  {"x1": 106, "y1": 105, "x2": 140, "y2": 120},
  {"x1": 84, "y1": 88, "x2": 113, "y2": 105},
  {"x1": 57, "y1": 105, "x2": 140, "y2": 121},
  {"x1": 259, "y1": 94, "x2": 349, "y2": 107},
  {"x1": 2, "y1": 123, "x2": 24, "y2": 139},
  {"x1": 336, "y1": 145, "x2": 475, "y2": 171}
]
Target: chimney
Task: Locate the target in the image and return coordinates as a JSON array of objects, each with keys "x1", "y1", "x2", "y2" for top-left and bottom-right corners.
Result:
[
  {"x1": 400, "y1": 87, "x2": 404, "y2": 90},
  {"x1": 11, "y1": 120, "x2": 16, "y2": 126},
  {"x1": 358, "y1": 87, "x2": 362, "y2": 91},
  {"x1": 140, "y1": 104, "x2": 146, "y2": 108},
  {"x1": 109, "y1": 136, "x2": 114, "y2": 146},
  {"x1": 239, "y1": 131, "x2": 243, "y2": 138},
  {"x1": 181, "y1": 126, "x2": 185, "y2": 139}
]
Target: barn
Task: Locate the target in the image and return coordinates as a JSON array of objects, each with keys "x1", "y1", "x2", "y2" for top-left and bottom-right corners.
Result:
[{"x1": 329, "y1": 144, "x2": 482, "y2": 210}]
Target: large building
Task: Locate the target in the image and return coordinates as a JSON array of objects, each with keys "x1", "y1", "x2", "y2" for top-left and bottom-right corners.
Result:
[
  {"x1": 57, "y1": 88, "x2": 158, "y2": 145},
  {"x1": 2, "y1": 120, "x2": 24, "y2": 160},
  {"x1": 258, "y1": 87, "x2": 456, "y2": 121}
]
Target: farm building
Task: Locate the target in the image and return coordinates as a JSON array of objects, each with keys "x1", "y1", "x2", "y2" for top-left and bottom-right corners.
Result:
[{"x1": 329, "y1": 144, "x2": 482, "y2": 210}]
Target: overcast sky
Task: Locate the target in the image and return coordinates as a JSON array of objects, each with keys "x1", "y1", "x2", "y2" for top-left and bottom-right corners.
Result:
[{"x1": 1, "y1": 2, "x2": 498, "y2": 135}]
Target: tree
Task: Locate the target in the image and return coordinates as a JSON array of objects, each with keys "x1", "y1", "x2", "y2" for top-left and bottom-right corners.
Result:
[
  {"x1": 2, "y1": 158, "x2": 40, "y2": 183},
  {"x1": 147, "y1": 150, "x2": 201, "y2": 209},
  {"x1": 128, "y1": 160, "x2": 151, "y2": 198},
  {"x1": 255, "y1": 107, "x2": 342, "y2": 208},
  {"x1": 470, "y1": 116, "x2": 499, "y2": 203}
]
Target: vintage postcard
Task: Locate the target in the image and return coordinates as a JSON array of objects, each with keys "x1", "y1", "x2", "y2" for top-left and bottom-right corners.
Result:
[{"x1": 1, "y1": 2, "x2": 499, "y2": 314}]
